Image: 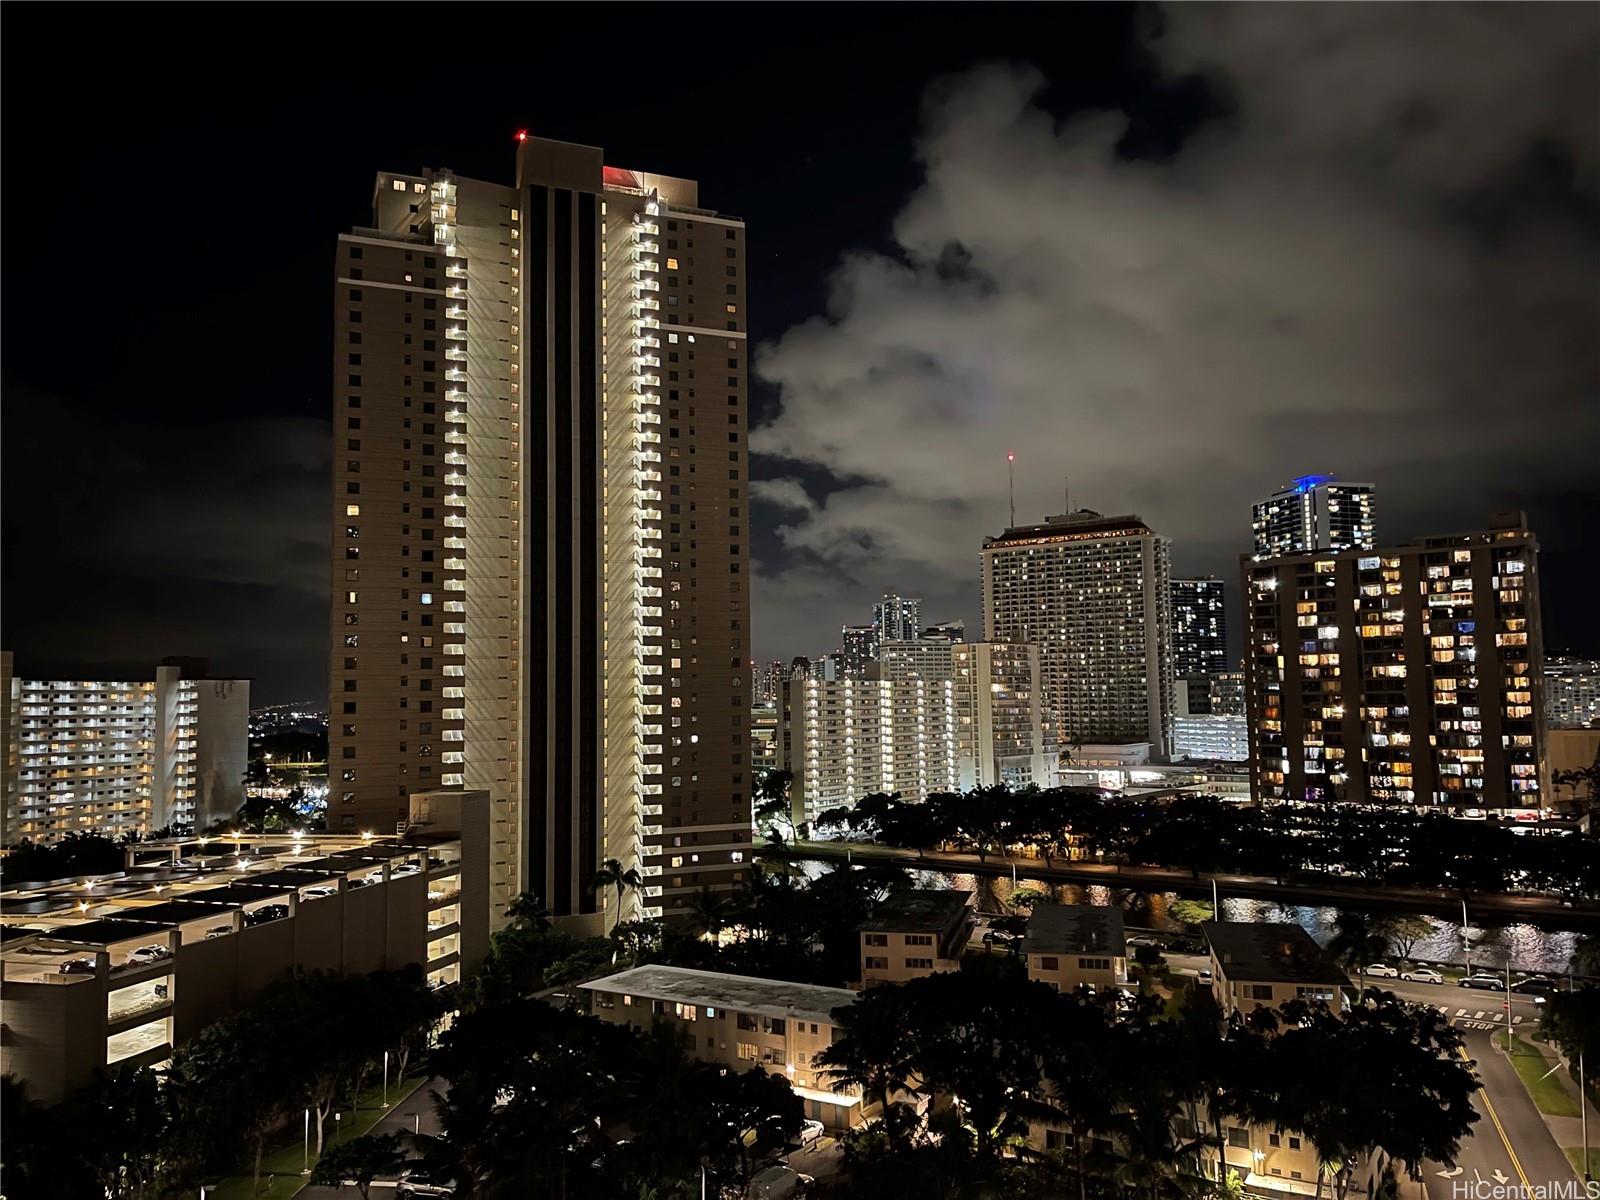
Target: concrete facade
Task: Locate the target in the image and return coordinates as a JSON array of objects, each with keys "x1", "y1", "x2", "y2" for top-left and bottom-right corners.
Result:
[
  {"x1": 0, "y1": 791, "x2": 489, "y2": 1103},
  {"x1": 1243, "y1": 512, "x2": 1547, "y2": 810},
  {"x1": 857, "y1": 889, "x2": 974, "y2": 988},
  {"x1": 1022, "y1": 904, "x2": 1127, "y2": 993},
  {"x1": 0, "y1": 655, "x2": 249, "y2": 845},
  {"x1": 1202, "y1": 921, "x2": 1348, "y2": 1017},
  {"x1": 330, "y1": 137, "x2": 751, "y2": 927},
  {"x1": 581, "y1": 964, "x2": 865, "y2": 1129},
  {"x1": 982, "y1": 511, "x2": 1174, "y2": 759}
]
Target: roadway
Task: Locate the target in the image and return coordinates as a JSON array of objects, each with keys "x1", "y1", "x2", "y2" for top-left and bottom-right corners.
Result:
[
  {"x1": 769, "y1": 840, "x2": 1600, "y2": 930},
  {"x1": 1164, "y1": 954, "x2": 1577, "y2": 1195},
  {"x1": 295, "y1": 1079, "x2": 447, "y2": 1197}
]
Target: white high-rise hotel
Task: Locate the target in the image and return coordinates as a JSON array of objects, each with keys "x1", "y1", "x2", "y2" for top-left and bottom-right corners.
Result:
[
  {"x1": 981, "y1": 512, "x2": 1175, "y2": 758},
  {"x1": 0, "y1": 652, "x2": 249, "y2": 844}
]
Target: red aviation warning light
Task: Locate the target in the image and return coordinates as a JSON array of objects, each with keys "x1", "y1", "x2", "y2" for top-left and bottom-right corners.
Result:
[{"x1": 515, "y1": 129, "x2": 529, "y2": 143}]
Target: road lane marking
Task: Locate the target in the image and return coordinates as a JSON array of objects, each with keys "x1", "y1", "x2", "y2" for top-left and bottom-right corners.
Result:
[{"x1": 1464, "y1": 1046, "x2": 1533, "y2": 1194}]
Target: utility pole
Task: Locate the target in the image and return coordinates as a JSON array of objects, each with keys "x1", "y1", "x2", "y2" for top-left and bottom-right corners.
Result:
[
  {"x1": 1505, "y1": 960, "x2": 1514, "y2": 1053},
  {"x1": 1574, "y1": 965, "x2": 1590, "y2": 1180}
]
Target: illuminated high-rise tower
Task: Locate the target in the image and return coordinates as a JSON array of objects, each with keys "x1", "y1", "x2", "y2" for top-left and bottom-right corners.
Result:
[
  {"x1": 1252, "y1": 475, "x2": 1375, "y2": 559},
  {"x1": 330, "y1": 135, "x2": 750, "y2": 927},
  {"x1": 981, "y1": 510, "x2": 1175, "y2": 757}
]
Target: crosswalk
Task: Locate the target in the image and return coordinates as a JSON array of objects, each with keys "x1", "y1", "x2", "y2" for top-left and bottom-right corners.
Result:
[{"x1": 1434, "y1": 1003, "x2": 1524, "y2": 1032}]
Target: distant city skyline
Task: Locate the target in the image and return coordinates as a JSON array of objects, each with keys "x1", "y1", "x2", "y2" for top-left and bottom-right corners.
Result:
[{"x1": 4, "y1": 6, "x2": 1596, "y2": 704}]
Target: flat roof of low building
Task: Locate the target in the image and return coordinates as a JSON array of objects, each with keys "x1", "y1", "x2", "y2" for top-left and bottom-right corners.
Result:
[
  {"x1": 1024, "y1": 904, "x2": 1126, "y2": 957},
  {"x1": 98, "y1": 901, "x2": 237, "y2": 926},
  {"x1": 579, "y1": 965, "x2": 859, "y2": 1025},
  {"x1": 34, "y1": 919, "x2": 169, "y2": 947},
  {"x1": 1202, "y1": 922, "x2": 1350, "y2": 987},
  {"x1": 236, "y1": 868, "x2": 351, "y2": 888},
  {"x1": 859, "y1": 889, "x2": 973, "y2": 934},
  {"x1": 168, "y1": 884, "x2": 292, "y2": 907}
]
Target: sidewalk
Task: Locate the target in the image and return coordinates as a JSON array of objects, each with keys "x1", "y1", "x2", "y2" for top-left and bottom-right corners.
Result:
[
  {"x1": 1497, "y1": 1031, "x2": 1600, "y2": 1180},
  {"x1": 209, "y1": 1075, "x2": 432, "y2": 1200}
]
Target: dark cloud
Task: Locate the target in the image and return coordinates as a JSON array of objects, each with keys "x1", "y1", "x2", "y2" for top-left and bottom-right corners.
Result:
[
  {"x1": 751, "y1": 3, "x2": 1600, "y2": 662},
  {"x1": 2, "y1": 390, "x2": 329, "y2": 700}
]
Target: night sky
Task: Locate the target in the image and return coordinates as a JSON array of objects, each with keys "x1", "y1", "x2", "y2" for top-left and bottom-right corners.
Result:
[{"x1": 4, "y1": 5, "x2": 1597, "y2": 705}]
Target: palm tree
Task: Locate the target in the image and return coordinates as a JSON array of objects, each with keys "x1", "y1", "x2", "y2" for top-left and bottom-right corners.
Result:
[
  {"x1": 815, "y1": 986, "x2": 925, "y2": 1151},
  {"x1": 504, "y1": 891, "x2": 551, "y2": 933},
  {"x1": 591, "y1": 858, "x2": 643, "y2": 933},
  {"x1": 686, "y1": 887, "x2": 734, "y2": 941}
]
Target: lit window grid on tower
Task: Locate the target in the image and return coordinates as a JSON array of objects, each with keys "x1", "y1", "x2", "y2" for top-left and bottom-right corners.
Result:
[
  {"x1": 599, "y1": 194, "x2": 667, "y2": 920},
  {"x1": 1242, "y1": 525, "x2": 1545, "y2": 809},
  {"x1": 981, "y1": 528, "x2": 1173, "y2": 755}
]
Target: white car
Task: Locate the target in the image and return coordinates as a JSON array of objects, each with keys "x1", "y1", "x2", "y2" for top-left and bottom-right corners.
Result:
[
  {"x1": 797, "y1": 1118, "x2": 825, "y2": 1147},
  {"x1": 1401, "y1": 967, "x2": 1445, "y2": 985},
  {"x1": 397, "y1": 1173, "x2": 454, "y2": 1198},
  {"x1": 126, "y1": 945, "x2": 171, "y2": 966},
  {"x1": 1365, "y1": 963, "x2": 1399, "y2": 978},
  {"x1": 301, "y1": 886, "x2": 338, "y2": 899}
]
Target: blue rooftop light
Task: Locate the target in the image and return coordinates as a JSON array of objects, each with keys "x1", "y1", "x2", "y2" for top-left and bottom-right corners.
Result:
[{"x1": 1290, "y1": 473, "x2": 1334, "y2": 493}]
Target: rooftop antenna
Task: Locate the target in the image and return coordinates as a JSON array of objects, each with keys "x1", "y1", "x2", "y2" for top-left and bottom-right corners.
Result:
[
  {"x1": 1063, "y1": 474, "x2": 1069, "y2": 516},
  {"x1": 1007, "y1": 452, "x2": 1016, "y2": 528}
]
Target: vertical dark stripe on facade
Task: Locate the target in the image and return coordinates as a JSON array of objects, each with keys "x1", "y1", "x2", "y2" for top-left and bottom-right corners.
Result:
[
  {"x1": 527, "y1": 185, "x2": 550, "y2": 910},
  {"x1": 576, "y1": 192, "x2": 599, "y2": 913},
  {"x1": 552, "y1": 188, "x2": 574, "y2": 912}
]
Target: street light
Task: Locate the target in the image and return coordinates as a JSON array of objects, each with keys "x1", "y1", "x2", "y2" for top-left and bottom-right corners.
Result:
[
  {"x1": 334, "y1": 1112, "x2": 342, "y2": 1146},
  {"x1": 303, "y1": 1108, "x2": 311, "y2": 1175}
]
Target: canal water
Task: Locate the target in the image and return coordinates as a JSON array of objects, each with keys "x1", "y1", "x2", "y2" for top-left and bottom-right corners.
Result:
[{"x1": 831, "y1": 863, "x2": 1581, "y2": 975}]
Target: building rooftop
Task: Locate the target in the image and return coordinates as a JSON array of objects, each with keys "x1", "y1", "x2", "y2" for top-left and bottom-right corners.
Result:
[
  {"x1": 31, "y1": 919, "x2": 169, "y2": 948},
  {"x1": 1202, "y1": 922, "x2": 1350, "y2": 987},
  {"x1": 1024, "y1": 904, "x2": 1127, "y2": 957},
  {"x1": 984, "y1": 511, "x2": 1155, "y2": 549},
  {"x1": 0, "y1": 830, "x2": 456, "y2": 955},
  {"x1": 93, "y1": 900, "x2": 238, "y2": 926},
  {"x1": 859, "y1": 889, "x2": 973, "y2": 934},
  {"x1": 163, "y1": 884, "x2": 294, "y2": 907},
  {"x1": 580, "y1": 965, "x2": 859, "y2": 1025}
]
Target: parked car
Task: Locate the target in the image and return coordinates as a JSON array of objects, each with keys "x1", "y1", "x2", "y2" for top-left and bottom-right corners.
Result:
[
  {"x1": 796, "y1": 1118, "x2": 825, "y2": 1148},
  {"x1": 244, "y1": 904, "x2": 289, "y2": 925},
  {"x1": 1401, "y1": 967, "x2": 1445, "y2": 984},
  {"x1": 1127, "y1": 935, "x2": 1162, "y2": 948},
  {"x1": 749, "y1": 1166, "x2": 812, "y2": 1200},
  {"x1": 125, "y1": 945, "x2": 171, "y2": 966},
  {"x1": 397, "y1": 1176, "x2": 455, "y2": 1198},
  {"x1": 982, "y1": 931, "x2": 1017, "y2": 949},
  {"x1": 1458, "y1": 974, "x2": 1504, "y2": 990},
  {"x1": 1195, "y1": 968, "x2": 1213, "y2": 985},
  {"x1": 204, "y1": 925, "x2": 233, "y2": 940},
  {"x1": 391, "y1": 863, "x2": 422, "y2": 877},
  {"x1": 301, "y1": 886, "x2": 338, "y2": 899},
  {"x1": 1513, "y1": 976, "x2": 1559, "y2": 998},
  {"x1": 58, "y1": 957, "x2": 96, "y2": 975},
  {"x1": 1365, "y1": 963, "x2": 1400, "y2": 978}
]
